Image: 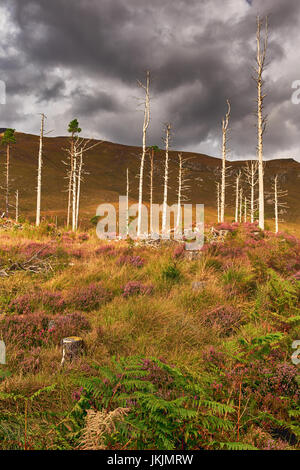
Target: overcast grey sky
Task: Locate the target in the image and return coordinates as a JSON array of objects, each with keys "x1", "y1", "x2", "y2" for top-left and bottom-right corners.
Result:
[{"x1": 1, "y1": 0, "x2": 300, "y2": 160}]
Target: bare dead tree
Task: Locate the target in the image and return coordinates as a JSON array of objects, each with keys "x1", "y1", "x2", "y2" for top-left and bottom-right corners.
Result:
[
  {"x1": 36, "y1": 113, "x2": 46, "y2": 226},
  {"x1": 235, "y1": 170, "x2": 242, "y2": 223},
  {"x1": 175, "y1": 153, "x2": 190, "y2": 233},
  {"x1": 254, "y1": 16, "x2": 268, "y2": 230},
  {"x1": 149, "y1": 151, "x2": 154, "y2": 234},
  {"x1": 15, "y1": 190, "x2": 19, "y2": 223},
  {"x1": 67, "y1": 120, "x2": 82, "y2": 228},
  {"x1": 244, "y1": 196, "x2": 248, "y2": 223},
  {"x1": 72, "y1": 147, "x2": 78, "y2": 231},
  {"x1": 244, "y1": 160, "x2": 258, "y2": 223},
  {"x1": 216, "y1": 182, "x2": 221, "y2": 223},
  {"x1": 162, "y1": 123, "x2": 171, "y2": 235},
  {"x1": 75, "y1": 149, "x2": 83, "y2": 230},
  {"x1": 137, "y1": 71, "x2": 150, "y2": 237},
  {"x1": 271, "y1": 174, "x2": 288, "y2": 233},
  {"x1": 126, "y1": 168, "x2": 129, "y2": 236},
  {"x1": 63, "y1": 137, "x2": 100, "y2": 231},
  {"x1": 220, "y1": 100, "x2": 231, "y2": 223},
  {"x1": 148, "y1": 145, "x2": 159, "y2": 235},
  {"x1": 1, "y1": 129, "x2": 16, "y2": 218},
  {"x1": 239, "y1": 187, "x2": 243, "y2": 223}
]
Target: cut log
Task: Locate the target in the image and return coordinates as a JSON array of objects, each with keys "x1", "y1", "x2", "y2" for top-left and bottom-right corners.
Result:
[{"x1": 61, "y1": 336, "x2": 84, "y2": 366}]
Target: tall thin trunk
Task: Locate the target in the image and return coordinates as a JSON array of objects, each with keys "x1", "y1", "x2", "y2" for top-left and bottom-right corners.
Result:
[
  {"x1": 220, "y1": 100, "x2": 230, "y2": 223},
  {"x1": 255, "y1": 16, "x2": 268, "y2": 230},
  {"x1": 162, "y1": 124, "x2": 171, "y2": 234},
  {"x1": 149, "y1": 149, "x2": 154, "y2": 234},
  {"x1": 15, "y1": 190, "x2": 19, "y2": 223},
  {"x1": 244, "y1": 197, "x2": 247, "y2": 223},
  {"x1": 75, "y1": 149, "x2": 83, "y2": 230},
  {"x1": 67, "y1": 135, "x2": 74, "y2": 228},
  {"x1": 36, "y1": 113, "x2": 45, "y2": 226},
  {"x1": 217, "y1": 182, "x2": 220, "y2": 223},
  {"x1": 274, "y1": 175, "x2": 279, "y2": 234},
  {"x1": 5, "y1": 144, "x2": 10, "y2": 217},
  {"x1": 126, "y1": 168, "x2": 129, "y2": 236},
  {"x1": 137, "y1": 71, "x2": 150, "y2": 237},
  {"x1": 239, "y1": 188, "x2": 243, "y2": 223},
  {"x1": 176, "y1": 153, "x2": 183, "y2": 232},
  {"x1": 245, "y1": 161, "x2": 258, "y2": 223},
  {"x1": 235, "y1": 172, "x2": 241, "y2": 223},
  {"x1": 250, "y1": 166, "x2": 254, "y2": 223},
  {"x1": 72, "y1": 147, "x2": 77, "y2": 231}
]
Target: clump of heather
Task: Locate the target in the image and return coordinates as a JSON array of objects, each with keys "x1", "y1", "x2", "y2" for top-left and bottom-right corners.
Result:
[
  {"x1": 122, "y1": 281, "x2": 153, "y2": 297},
  {"x1": 40, "y1": 290, "x2": 66, "y2": 312},
  {"x1": 216, "y1": 222, "x2": 238, "y2": 232},
  {"x1": 117, "y1": 255, "x2": 145, "y2": 267},
  {"x1": 0, "y1": 312, "x2": 90, "y2": 349},
  {"x1": 53, "y1": 312, "x2": 90, "y2": 340},
  {"x1": 20, "y1": 241, "x2": 57, "y2": 259},
  {"x1": 8, "y1": 293, "x2": 33, "y2": 315},
  {"x1": 95, "y1": 245, "x2": 117, "y2": 257},
  {"x1": 202, "y1": 345, "x2": 227, "y2": 368},
  {"x1": 172, "y1": 244, "x2": 185, "y2": 259},
  {"x1": 67, "y1": 248, "x2": 83, "y2": 258},
  {"x1": 67, "y1": 282, "x2": 110, "y2": 311},
  {"x1": 202, "y1": 305, "x2": 242, "y2": 335},
  {"x1": 72, "y1": 387, "x2": 84, "y2": 402},
  {"x1": 258, "y1": 362, "x2": 299, "y2": 398},
  {"x1": 9, "y1": 290, "x2": 65, "y2": 314},
  {"x1": 78, "y1": 233, "x2": 89, "y2": 242}
]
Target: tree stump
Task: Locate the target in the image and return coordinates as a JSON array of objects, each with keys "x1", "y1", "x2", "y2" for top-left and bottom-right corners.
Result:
[
  {"x1": 0, "y1": 340, "x2": 6, "y2": 365},
  {"x1": 61, "y1": 336, "x2": 84, "y2": 366}
]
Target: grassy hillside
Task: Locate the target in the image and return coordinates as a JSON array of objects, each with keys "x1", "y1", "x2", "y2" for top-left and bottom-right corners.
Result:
[
  {"x1": 1, "y1": 133, "x2": 299, "y2": 228},
  {"x1": 0, "y1": 221, "x2": 299, "y2": 450}
]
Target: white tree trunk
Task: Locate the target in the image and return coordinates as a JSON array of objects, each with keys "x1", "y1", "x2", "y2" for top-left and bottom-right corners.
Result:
[
  {"x1": 126, "y1": 168, "x2": 129, "y2": 236},
  {"x1": 220, "y1": 100, "x2": 230, "y2": 223},
  {"x1": 250, "y1": 167, "x2": 255, "y2": 223},
  {"x1": 67, "y1": 138, "x2": 74, "y2": 228},
  {"x1": 75, "y1": 149, "x2": 83, "y2": 230},
  {"x1": 244, "y1": 197, "x2": 247, "y2": 223},
  {"x1": 239, "y1": 188, "x2": 243, "y2": 223},
  {"x1": 149, "y1": 149, "x2": 154, "y2": 234},
  {"x1": 235, "y1": 172, "x2": 241, "y2": 223},
  {"x1": 274, "y1": 175, "x2": 279, "y2": 234},
  {"x1": 15, "y1": 190, "x2": 19, "y2": 223},
  {"x1": 137, "y1": 71, "x2": 150, "y2": 238},
  {"x1": 36, "y1": 113, "x2": 45, "y2": 226},
  {"x1": 245, "y1": 161, "x2": 258, "y2": 224},
  {"x1": 176, "y1": 153, "x2": 183, "y2": 232},
  {"x1": 256, "y1": 16, "x2": 268, "y2": 231},
  {"x1": 5, "y1": 145, "x2": 10, "y2": 217},
  {"x1": 162, "y1": 124, "x2": 171, "y2": 235},
  {"x1": 217, "y1": 182, "x2": 220, "y2": 223},
  {"x1": 72, "y1": 149, "x2": 77, "y2": 231}
]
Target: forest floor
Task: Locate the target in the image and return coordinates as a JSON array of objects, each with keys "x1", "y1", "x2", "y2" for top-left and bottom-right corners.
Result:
[{"x1": 0, "y1": 218, "x2": 299, "y2": 450}]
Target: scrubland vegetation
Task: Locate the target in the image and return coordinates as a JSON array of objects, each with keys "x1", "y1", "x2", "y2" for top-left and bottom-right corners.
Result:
[{"x1": 0, "y1": 219, "x2": 299, "y2": 450}]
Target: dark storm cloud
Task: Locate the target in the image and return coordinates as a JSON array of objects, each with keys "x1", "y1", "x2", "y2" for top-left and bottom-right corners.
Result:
[
  {"x1": 72, "y1": 90, "x2": 124, "y2": 116},
  {"x1": 38, "y1": 79, "x2": 66, "y2": 102},
  {"x1": 2, "y1": 0, "x2": 300, "y2": 159}
]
